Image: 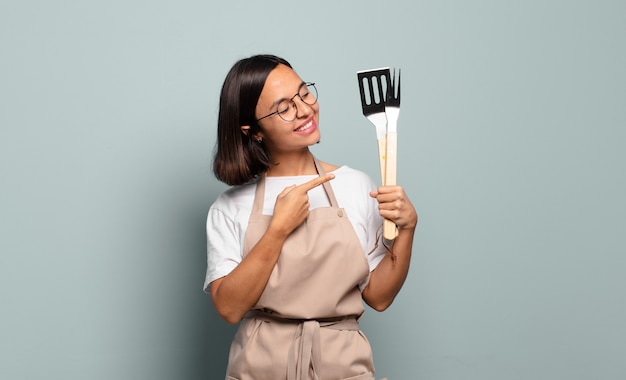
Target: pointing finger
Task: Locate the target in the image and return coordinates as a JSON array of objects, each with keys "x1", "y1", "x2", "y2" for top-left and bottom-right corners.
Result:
[{"x1": 298, "y1": 173, "x2": 335, "y2": 192}]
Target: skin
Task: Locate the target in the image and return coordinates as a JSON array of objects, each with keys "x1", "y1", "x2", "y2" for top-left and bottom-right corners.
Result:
[{"x1": 211, "y1": 64, "x2": 418, "y2": 324}]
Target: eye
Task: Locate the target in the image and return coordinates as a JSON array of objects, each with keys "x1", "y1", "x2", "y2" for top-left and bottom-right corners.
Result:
[
  {"x1": 276, "y1": 100, "x2": 292, "y2": 114},
  {"x1": 299, "y1": 88, "x2": 310, "y2": 99}
]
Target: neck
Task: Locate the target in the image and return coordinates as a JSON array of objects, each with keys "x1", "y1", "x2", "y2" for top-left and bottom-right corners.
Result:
[{"x1": 266, "y1": 150, "x2": 316, "y2": 177}]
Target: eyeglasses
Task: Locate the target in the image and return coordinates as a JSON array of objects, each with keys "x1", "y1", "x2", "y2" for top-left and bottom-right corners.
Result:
[{"x1": 256, "y1": 82, "x2": 318, "y2": 122}]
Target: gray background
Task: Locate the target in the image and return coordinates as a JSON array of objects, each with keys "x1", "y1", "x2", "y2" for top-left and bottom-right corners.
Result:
[{"x1": 1, "y1": 0, "x2": 625, "y2": 379}]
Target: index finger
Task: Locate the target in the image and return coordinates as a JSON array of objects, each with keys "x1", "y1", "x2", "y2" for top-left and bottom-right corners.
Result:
[{"x1": 298, "y1": 173, "x2": 335, "y2": 192}]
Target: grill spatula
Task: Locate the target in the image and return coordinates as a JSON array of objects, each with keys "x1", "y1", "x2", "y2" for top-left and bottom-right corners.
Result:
[
  {"x1": 357, "y1": 68, "x2": 398, "y2": 240},
  {"x1": 357, "y1": 68, "x2": 389, "y2": 185}
]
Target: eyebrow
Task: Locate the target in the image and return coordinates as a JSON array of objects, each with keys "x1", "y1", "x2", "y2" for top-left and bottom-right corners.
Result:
[{"x1": 269, "y1": 81, "x2": 307, "y2": 109}]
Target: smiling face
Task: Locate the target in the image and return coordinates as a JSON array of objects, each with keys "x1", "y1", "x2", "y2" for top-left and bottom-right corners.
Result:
[{"x1": 252, "y1": 64, "x2": 320, "y2": 155}]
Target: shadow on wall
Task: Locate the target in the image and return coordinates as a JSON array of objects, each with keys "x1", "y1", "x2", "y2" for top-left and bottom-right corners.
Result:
[
  {"x1": 182, "y1": 210, "x2": 238, "y2": 379},
  {"x1": 171, "y1": 164, "x2": 238, "y2": 379},
  {"x1": 193, "y1": 302, "x2": 238, "y2": 378},
  {"x1": 185, "y1": 210, "x2": 238, "y2": 378}
]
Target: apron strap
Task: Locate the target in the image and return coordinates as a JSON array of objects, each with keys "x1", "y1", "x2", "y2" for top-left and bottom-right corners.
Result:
[
  {"x1": 245, "y1": 310, "x2": 360, "y2": 380},
  {"x1": 313, "y1": 157, "x2": 340, "y2": 209},
  {"x1": 251, "y1": 174, "x2": 266, "y2": 215}
]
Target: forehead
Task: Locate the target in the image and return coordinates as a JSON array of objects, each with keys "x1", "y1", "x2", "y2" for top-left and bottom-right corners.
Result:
[{"x1": 259, "y1": 64, "x2": 304, "y2": 102}]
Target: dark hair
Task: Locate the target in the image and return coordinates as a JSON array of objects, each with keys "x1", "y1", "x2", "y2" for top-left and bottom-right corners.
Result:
[{"x1": 212, "y1": 54, "x2": 292, "y2": 186}]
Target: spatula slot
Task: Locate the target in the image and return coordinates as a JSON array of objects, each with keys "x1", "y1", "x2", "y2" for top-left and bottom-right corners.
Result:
[
  {"x1": 359, "y1": 76, "x2": 388, "y2": 106},
  {"x1": 359, "y1": 74, "x2": 388, "y2": 106}
]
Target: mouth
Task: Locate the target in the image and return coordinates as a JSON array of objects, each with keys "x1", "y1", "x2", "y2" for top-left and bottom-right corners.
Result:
[{"x1": 294, "y1": 117, "x2": 317, "y2": 134}]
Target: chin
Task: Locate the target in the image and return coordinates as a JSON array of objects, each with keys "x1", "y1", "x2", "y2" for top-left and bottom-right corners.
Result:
[{"x1": 309, "y1": 132, "x2": 321, "y2": 145}]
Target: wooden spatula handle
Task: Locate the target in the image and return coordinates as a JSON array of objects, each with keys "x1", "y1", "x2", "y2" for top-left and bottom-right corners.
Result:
[
  {"x1": 378, "y1": 136, "x2": 396, "y2": 240},
  {"x1": 383, "y1": 132, "x2": 398, "y2": 240}
]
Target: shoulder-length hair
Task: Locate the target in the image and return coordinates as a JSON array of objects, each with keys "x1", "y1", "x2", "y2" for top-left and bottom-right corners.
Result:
[{"x1": 212, "y1": 54, "x2": 292, "y2": 186}]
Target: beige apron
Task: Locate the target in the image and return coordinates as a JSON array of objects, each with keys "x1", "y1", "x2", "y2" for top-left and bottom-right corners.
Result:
[{"x1": 225, "y1": 158, "x2": 375, "y2": 380}]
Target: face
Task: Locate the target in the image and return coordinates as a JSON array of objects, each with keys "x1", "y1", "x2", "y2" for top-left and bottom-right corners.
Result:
[{"x1": 252, "y1": 64, "x2": 320, "y2": 154}]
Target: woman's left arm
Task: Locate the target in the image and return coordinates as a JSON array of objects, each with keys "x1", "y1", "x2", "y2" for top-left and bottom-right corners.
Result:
[{"x1": 362, "y1": 185, "x2": 418, "y2": 311}]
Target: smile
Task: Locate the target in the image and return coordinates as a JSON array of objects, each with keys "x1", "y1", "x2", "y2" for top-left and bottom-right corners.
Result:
[{"x1": 294, "y1": 118, "x2": 316, "y2": 133}]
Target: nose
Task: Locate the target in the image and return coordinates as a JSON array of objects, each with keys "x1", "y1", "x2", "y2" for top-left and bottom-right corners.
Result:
[{"x1": 294, "y1": 96, "x2": 314, "y2": 118}]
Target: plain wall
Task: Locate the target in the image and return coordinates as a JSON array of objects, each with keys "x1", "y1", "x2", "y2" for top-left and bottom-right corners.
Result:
[{"x1": 1, "y1": 0, "x2": 625, "y2": 379}]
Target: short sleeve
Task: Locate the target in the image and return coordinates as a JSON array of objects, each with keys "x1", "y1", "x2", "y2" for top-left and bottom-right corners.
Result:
[{"x1": 203, "y1": 207, "x2": 242, "y2": 293}]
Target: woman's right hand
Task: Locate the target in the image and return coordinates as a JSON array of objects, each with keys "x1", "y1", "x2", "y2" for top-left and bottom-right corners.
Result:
[{"x1": 269, "y1": 173, "x2": 335, "y2": 236}]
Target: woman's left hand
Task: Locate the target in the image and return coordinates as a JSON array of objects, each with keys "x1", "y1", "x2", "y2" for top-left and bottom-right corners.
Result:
[
  {"x1": 369, "y1": 185, "x2": 418, "y2": 230},
  {"x1": 365, "y1": 185, "x2": 417, "y2": 310}
]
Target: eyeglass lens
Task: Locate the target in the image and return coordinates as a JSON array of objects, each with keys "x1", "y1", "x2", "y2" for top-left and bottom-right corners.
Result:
[{"x1": 276, "y1": 83, "x2": 317, "y2": 121}]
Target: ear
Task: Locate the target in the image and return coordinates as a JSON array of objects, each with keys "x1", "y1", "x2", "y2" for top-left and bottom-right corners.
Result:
[{"x1": 241, "y1": 125, "x2": 264, "y2": 142}]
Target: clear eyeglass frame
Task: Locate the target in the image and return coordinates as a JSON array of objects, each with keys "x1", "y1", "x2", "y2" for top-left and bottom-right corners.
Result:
[{"x1": 256, "y1": 82, "x2": 317, "y2": 122}]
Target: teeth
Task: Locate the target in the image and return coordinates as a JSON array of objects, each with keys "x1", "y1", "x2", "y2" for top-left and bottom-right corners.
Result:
[{"x1": 296, "y1": 120, "x2": 313, "y2": 132}]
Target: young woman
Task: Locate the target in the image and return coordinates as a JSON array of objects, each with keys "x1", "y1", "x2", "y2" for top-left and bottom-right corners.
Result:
[{"x1": 204, "y1": 54, "x2": 417, "y2": 380}]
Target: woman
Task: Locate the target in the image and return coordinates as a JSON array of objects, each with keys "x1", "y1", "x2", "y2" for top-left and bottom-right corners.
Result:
[{"x1": 204, "y1": 54, "x2": 417, "y2": 380}]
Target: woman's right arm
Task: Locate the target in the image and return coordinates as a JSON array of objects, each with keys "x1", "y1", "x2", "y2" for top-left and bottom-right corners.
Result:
[
  {"x1": 210, "y1": 225, "x2": 289, "y2": 324},
  {"x1": 210, "y1": 173, "x2": 335, "y2": 324}
]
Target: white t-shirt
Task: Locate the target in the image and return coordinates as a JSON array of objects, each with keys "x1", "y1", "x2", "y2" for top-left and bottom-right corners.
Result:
[{"x1": 204, "y1": 166, "x2": 387, "y2": 293}]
